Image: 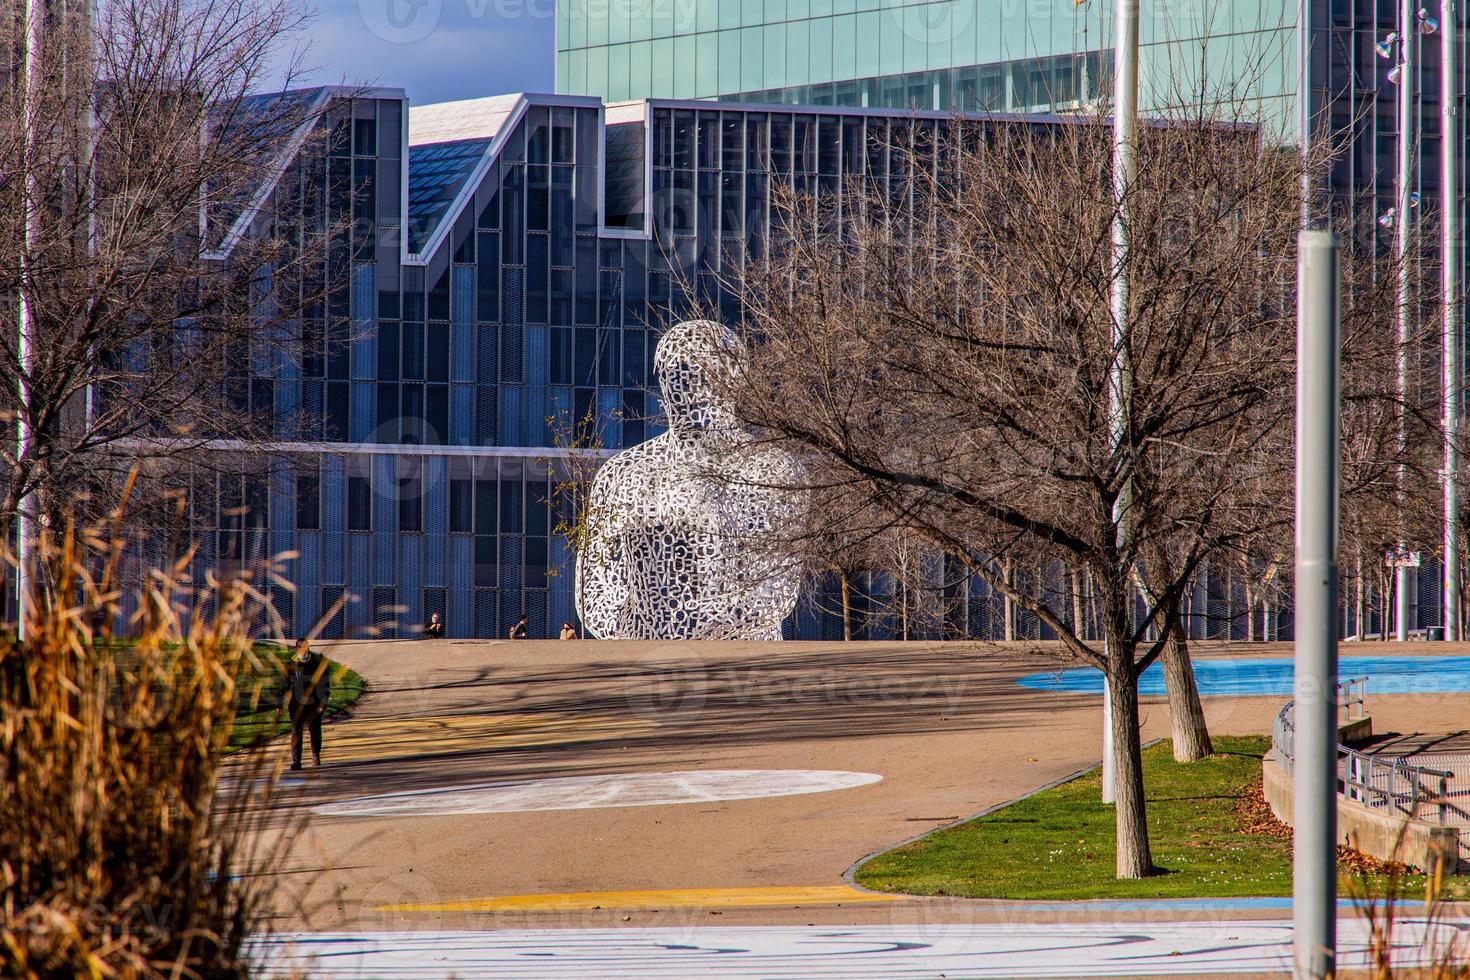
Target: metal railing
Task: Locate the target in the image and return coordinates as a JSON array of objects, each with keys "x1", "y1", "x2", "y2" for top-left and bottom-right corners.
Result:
[
  {"x1": 1339, "y1": 675, "x2": 1367, "y2": 723},
  {"x1": 1271, "y1": 675, "x2": 1462, "y2": 832},
  {"x1": 1341, "y1": 748, "x2": 1454, "y2": 824},
  {"x1": 1270, "y1": 674, "x2": 1369, "y2": 772}
]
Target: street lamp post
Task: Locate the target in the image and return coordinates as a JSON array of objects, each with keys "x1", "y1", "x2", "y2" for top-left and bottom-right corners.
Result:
[
  {"x1": 1294, "y1": 229, "x2": 1342, "y2": 980},
  {"x1": 1394, "y1": 0, "x2": 1417, "y2": 642},
  {"x1": 1103, "y1": 0, "x2": 1140, "y2": 806},
  {"x1": 15, "y1": 0, "x2": 42, "y2": 639},
  {"x1": 1442, "y1": 1, "x2": 1461, "y2": 641}
]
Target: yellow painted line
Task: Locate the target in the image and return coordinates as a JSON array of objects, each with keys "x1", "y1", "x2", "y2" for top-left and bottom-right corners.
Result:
[
  {"x1": 312, "y1": 713, "x2": 657, "y2": 763},
  {"x1": 376, "y1": 885, "x2": 899, "y2": 913}
]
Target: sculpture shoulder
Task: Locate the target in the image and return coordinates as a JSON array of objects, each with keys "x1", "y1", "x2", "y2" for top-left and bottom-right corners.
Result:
[{"x1": 591, "y1": 436, "x2": 673, "y2": 490}]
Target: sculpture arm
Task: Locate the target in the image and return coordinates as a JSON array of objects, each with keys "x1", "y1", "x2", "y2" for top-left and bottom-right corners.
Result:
[{"x1": 574, "y1": 454, "x2": 635, "y2": 637}]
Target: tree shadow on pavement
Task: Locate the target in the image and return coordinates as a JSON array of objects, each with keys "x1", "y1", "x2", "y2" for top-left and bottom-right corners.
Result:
[{"x1": 267, "y1": 642, "x2": 1096, "y2": 809}]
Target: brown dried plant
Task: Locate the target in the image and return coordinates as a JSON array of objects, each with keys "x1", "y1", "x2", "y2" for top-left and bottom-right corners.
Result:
[
  {"x1": 1347, "y1": 825, "x2": 1470, "y2": 979},
  {"x1": 0, "y1": 487, "x2": 301, "y2": 978}
]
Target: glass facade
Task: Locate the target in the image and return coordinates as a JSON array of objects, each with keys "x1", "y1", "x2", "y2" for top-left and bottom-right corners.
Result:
[
  {"x1": 555, "y1": 0, "x2": 1298, "y2": 124},
  {"x1": 553, "y1": 0, "x2": 1465, "y2": 228},
  {"x1": 555, "y1": 0, "x2": 1470, "y2": 639},
  {"x1": 184, "y1": 92, "x2": 1120, "y2": 641},
  {"x1": 169, "y1": 16, "x2": 1470, "y2": 640}
]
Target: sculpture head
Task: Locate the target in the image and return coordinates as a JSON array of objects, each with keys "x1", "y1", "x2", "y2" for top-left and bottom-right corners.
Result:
[{"x1": 655, "y1": 319, "x2": 743, "y2": 440}]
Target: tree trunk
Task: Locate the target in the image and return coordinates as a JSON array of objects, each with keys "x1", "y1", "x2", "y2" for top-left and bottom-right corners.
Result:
[
  {"x1": 1071, "y1": 568, "x2": 1086, "y2": 638},
  {"x1": 1140, "y1": 543, "x2": 1211, "y2": 762},
  {"x1": 1106, "y1": 649, "x2": 1155, "y2": 878},
  {"x1": 1087, "y1": 576, "x2": 1101, "y2": 643},
  {"x1": 1354, "y1": 552, "x2": 1365, "y2": 639},
  {"x1": 1244, "y1": 573, "x2": 1257, "y2": 642},
  {"x1": 1452, "y1": 540, "x2": 1464, "y2": 640},
  {"x1": 840, "y1": 570, "x2": 853, "y2": 641},
  {"x1": 899, "y1": 575, "x2": 909, "y2": 640},
  {"x1": 1160, "y1": 624, "x2": 1212, "y2": 761},
  {"x1": 1002, "y1": 558, "x2": 1015, "y2": 641},
  {"x1": 1381, "y1": 570, "x2": 1392, "y2": 640}
]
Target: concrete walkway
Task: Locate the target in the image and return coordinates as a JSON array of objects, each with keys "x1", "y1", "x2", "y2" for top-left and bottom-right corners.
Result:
[
  {"x1": 259, "y1": 638, "x2": 1470, "y2": 944},
  {"x1": 257, "y1": 916, "x2": 1469, "y2": 978}
]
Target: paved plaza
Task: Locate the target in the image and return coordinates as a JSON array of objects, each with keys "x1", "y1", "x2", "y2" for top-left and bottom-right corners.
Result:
[
  {"x1": 256, "y1": 916, "x2": 1470, "y2": 978},
  {"x1": 258, "y1": 639, "x2": 1470, "y2": 977}
]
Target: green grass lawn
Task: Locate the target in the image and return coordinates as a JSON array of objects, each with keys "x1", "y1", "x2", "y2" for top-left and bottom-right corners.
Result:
[
  {"x1": 228, "y1": 644, "x2": 366, "y2": 752},
  {"x1": 855, "y1": 735, "x2": 1469, "y2": 900}
]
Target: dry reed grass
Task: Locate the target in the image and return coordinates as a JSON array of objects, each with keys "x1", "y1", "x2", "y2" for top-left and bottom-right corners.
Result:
[
  {"x1": 1348, "y1": 821, "x2": 1470, "y2": 978},
  {"x1": 0, "y1": 491, "x2": 301, "y2": 978}
]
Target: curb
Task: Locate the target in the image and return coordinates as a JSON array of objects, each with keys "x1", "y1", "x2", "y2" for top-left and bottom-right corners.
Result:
[{"x1": 841, "y1": 737, "x2": 1166, "y2": 896}]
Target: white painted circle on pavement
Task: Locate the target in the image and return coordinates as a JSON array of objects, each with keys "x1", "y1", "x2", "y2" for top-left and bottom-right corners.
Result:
[{"x1": 312, "y1": 769, "x2": 882, "y2": 818}]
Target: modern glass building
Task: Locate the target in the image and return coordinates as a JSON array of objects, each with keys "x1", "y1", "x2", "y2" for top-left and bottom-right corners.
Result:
[
  {"x1": 555, "y1": 0, "x2": 1299, "y2": 120},
  {"x1": 112, "y1": 68, "x2": 1453, "y2": 643},
  {"x1": 100, "y1": 0, "x2": 1469, "y2": 642},
  {"x1": 555, "y1": 0, "x2": 1469, "y2": 234},
  {"x1": 181, "y1": 90, "x2": 1151, "y2": 641},
  {"x1": 558, "y1": 0, "x2": 1470, "y2": 639}
]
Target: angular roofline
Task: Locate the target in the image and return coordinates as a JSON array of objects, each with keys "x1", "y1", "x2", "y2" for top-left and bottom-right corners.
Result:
[
  {"x1": 202, "y1": 87, "x2": 334, "y2": 261},
  {"x1": 203, "y1": 85, "x2": 409, "y2": 261},
  {"x1": 243, "y1": 88, "x2": 1255, "y2": 269},
  {"x1": 403, "y1": 93, "x2": 605, "y2": 266},
  {"x1": 409, "y1": 92, "x2": 602, "y2": 147}
]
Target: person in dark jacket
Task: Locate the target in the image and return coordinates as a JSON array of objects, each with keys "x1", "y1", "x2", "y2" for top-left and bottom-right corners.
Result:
[
  {"x1": 282, "y1": 639, "x2": 331, "y2": 771},
  {"x1": 508, "y1": 614, "x2": 529, "y2": 639},
  {"x1": 424, "y1": 611, "x2": 444, "y2": 639}
]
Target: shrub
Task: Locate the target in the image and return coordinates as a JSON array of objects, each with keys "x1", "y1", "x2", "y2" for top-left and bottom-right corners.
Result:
[{"x1": 0, "y1": 515, "x2": 297, "y2": 978}]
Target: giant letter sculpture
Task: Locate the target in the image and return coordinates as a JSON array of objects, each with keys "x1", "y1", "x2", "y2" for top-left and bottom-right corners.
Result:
[{"x1": 575, "y1": 319, "x2": 801, "y2": 640}]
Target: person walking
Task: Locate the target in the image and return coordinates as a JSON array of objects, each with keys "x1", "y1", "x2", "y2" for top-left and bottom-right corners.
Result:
[
  {"x1": 282, "y1": 639, "x2": 331, "y2": 771},
  {"x1": 508, "y1": 614, "x2": 529, "y2": 639},
  {"x1": 424, "y1": 611, "x2": 444, "y2": 639},
  {"x1": 559, "y1": 621, "x2": 577, "y2": 640}
]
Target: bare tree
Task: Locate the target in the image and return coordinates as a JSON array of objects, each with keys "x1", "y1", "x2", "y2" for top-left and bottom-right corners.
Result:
[
  {"x1": 747, "y1": 468, "x2": 955, "y2": 640},
  {"x1": 0, "y1": 0, "x2": 333, "y2": 572},
  {"x1": 1331, "y1": 213, "x2": 1444, "y2": 640},
  {"x1": 783, "y1": 506, "x2": 893, "y2": 641},
  {"x1": 713, "y1": 103, "x2": 1407, "y2": 878},
  {"x1": 543, "y1": 407, "x2": 615, "y2": 637}
]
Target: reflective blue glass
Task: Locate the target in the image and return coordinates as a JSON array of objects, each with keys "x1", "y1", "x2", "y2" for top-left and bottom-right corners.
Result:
[{"x1": 406, "y1": 140, "x2": 491, "y2": 252}]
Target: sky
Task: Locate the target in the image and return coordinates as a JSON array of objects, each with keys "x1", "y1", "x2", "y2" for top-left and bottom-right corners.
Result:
[{"x1": 302, "y1": 0, "x2": 557, "y2": 106}]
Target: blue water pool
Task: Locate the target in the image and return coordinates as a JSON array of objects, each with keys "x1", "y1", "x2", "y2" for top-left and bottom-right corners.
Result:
[{"x1": 1016, "y1": 655, "x2": 1470, "y2": 696}]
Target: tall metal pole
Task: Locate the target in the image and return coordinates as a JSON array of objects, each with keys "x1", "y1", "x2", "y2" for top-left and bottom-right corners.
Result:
[
  {"x1": 1103, "y1": 0, "x2": 1139, "y2": 806},
  {"x1": 1298, "y1": 0, "x2": 1315, "y2": 226},
  {"x1": 1395, "y1": 0, "x2": 1417, "y2": 641},
  {"x1": 1442, "y1": 0, "x2": 1461, "y2": 641},
  {"x1": 1294, "y1": 229, "x2": 1341, "y2": 980},
  {"x1": 15, "y1": 0, "x2": 42, "y2": 639}
]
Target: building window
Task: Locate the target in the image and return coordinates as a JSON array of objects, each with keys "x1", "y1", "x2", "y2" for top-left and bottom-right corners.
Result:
[
  {"x1": 348, "y1": 476, "x2": 371, "y2": 530},
  {"x1": 450, "y1": 479, "x2": 473, "y2": 532},
  {"x1": 500, "y1": 479, "x2": 523, "y2": 534},
  {"x1": 296, "y1": 470, "x2": 321, "y2": 530},
  {"x1": 399, "y1": 478, "x2": 422, "y2": 532}
]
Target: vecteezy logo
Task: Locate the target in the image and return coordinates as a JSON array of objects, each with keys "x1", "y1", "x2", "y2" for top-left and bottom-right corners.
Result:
[
  {"x1": 361, "y1": 0, "x2": 442, "y2": 44},
  {"x1": 890, "y1": 0, "x2": 974, "y2": 55}
]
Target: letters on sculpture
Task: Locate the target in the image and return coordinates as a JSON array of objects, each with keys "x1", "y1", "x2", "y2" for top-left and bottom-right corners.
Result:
[{"x1": 575, "y1": 319, "x2": 802, "y2": 640}]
